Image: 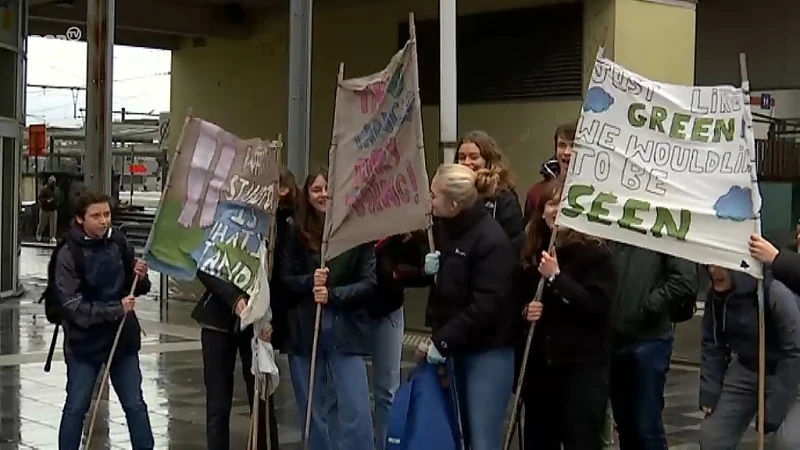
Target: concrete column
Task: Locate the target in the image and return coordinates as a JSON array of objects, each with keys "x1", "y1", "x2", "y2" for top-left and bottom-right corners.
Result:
[
  {"x1": 439, "y1": 0, "x2": 457, "y2": 166},
  {"x1": 583, "y1": 0, "x2": 696, "y2": 86},
  {"x1": 287, "y1": 0, "x2": 312, "y2": 181},
  {"x1": 84, "y1": 0, "x2": 115, "y2": 196}
]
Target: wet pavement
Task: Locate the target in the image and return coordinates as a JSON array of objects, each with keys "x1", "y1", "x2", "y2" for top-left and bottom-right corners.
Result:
[{"x1": 1, "y1": 248, "x2": 761, "y2": 449}]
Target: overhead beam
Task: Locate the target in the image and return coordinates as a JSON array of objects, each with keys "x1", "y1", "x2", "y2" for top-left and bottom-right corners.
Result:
[
  {"x1": 29, "y1": 18, "x2": 180, "y2": 49},
  {"x1": 30, "y1": 0, "x2": 254, "y2": 39}
]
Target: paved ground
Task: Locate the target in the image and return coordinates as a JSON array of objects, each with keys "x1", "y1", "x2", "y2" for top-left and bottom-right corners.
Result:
[{"x1": 0, "y1": 248, "x2": 762, "y2": 449}]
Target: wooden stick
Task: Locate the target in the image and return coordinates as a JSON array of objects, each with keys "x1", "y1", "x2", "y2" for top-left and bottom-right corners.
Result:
[
  {"x1": 84, "y1": 277, "x2": 138, "y2": 449},
  {"x1": 265, "y1": 379, "x2": 272, "y2": 450},
  {"x1": 739, "y1": 52, "x2": 765, "y2": 450},
  {"x1": 252, "y1": 384, "x2": 260, "y2": 450},
  {"x1": 304, "y1": 62, "x2": 345, "y2": 450},
  {"x1": 503, "y1": 229, "x2": 558, "y2": 450}
]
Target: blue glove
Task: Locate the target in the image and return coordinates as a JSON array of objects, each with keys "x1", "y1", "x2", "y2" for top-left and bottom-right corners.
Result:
[
  {"x1": 426, "y1": 341, "x2": 446, "y2": 364},
  {"x1": 424, "y1": 251, "x2": 441, "y2": 275}
]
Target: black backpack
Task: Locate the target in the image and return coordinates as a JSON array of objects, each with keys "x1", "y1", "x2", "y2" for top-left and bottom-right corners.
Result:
[{"x1": 38, "y1": 231, "x2": 133, "y2": 324}]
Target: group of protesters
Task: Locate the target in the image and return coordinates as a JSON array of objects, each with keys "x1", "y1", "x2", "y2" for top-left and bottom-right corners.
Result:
[{"x1": 48, "y1": 120, "x2": 800, "y2": 450}]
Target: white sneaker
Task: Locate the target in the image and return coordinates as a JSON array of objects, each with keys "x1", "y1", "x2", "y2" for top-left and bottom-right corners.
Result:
[
  {"x1": 49, "y1": 237, "x2": 57, "y2": 244},
  {"x1": 35, "y1": 235, "x2": 42, "y2": 242}
]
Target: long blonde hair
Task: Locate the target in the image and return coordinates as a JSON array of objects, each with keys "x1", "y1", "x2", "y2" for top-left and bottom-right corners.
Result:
[{"x1": 434, "y1": 164, "x2": 479, "y2": 210}]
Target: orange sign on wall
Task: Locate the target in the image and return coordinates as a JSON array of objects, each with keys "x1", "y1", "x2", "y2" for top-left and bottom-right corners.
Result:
[
  {"x1": 129, "y1": 164, "x2": 147, "y2": 174},
  {"x1": 28, "y1": 124, "x2": 47, "y2": 157}
]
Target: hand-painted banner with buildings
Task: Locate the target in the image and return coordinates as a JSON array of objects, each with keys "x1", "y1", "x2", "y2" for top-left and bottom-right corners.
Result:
[
  {"x1": 322, "y1": 37, "x2": 431, "y2": 261},
  {"x1": 144, "y1": 116, "x2": 281, "y2": 295},
  {"x1": 556, "y1": 54, "x2": 764, "y2": 277}
]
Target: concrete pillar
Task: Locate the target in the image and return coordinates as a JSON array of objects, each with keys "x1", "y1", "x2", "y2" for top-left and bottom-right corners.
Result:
[
  {"x1": 287, "y1": 0, "x2": 312, "y2": 181},
  {"x1": 84, "y1": 0, "x2": 115, "y2": 196},
  {"x1": 584, "y1": 0, "x2": 696, "y2": 86},
  {"x1": 0, "y1": 0, "x2": 25, "y2": 298}
]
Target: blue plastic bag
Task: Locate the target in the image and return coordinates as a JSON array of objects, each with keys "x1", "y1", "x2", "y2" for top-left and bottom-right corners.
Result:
[{"x1": 386, "y1": 361, "x2": 461, "y2": 450}]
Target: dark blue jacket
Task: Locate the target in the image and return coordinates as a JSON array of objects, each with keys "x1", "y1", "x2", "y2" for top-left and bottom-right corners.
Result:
[
  {"x1": 700, "y1": 270, "x2": 800, "y2": 431},
  {"x1": 278, "y1": 226, "x2": 377, "y2": 356},
  {"x1": 54, "y1": 225, "x2": 150, "y2": 362}
]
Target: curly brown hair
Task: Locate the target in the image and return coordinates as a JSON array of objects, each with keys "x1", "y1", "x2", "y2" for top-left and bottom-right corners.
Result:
[{"x1": 456, "y1": 130, "x2": 516, "y2": 194}]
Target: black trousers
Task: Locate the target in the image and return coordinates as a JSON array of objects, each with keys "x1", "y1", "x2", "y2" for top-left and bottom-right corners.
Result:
[
  {"x1": 201, "y1": 327, "x2": 279, "y2": 450},
  {"x1": 522, "y1": 363, "x2": 609, "y2": 450}
]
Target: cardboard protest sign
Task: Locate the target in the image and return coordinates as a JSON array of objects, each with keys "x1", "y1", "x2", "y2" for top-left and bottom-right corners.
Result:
[
  {"x1": 144, "y1": 117, "x2": 281, "y2": 295},
  {"x1": 557, "y1": 56, "x2": 763, "y2": 277},
  {"x1": 322, "y1": 38, "x2": 431, "y2": 261}
]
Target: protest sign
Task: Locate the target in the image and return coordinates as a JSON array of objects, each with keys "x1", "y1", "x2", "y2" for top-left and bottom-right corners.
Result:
[
  {"x1": 322, "y1": 37, "x2": 431, "y2": 261},
  {"x1": 144, "y1": 117, "x2": 281, "y2": 295},
  {"x1": 556, "y1": 55, "x2": 763, "y2": 277}
]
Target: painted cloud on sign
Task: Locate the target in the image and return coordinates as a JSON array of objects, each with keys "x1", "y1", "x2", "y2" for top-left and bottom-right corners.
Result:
[
  {"x1": 714, "y1": 186, "x2": 755, "y2": 222},
  {"x1": 583, "y1": 87, "x2": 615, "y2": 113}
]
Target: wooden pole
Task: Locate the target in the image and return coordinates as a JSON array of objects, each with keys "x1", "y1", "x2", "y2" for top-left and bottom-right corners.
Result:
[
  {"x1": 739, "y1": 52, "x2": 766, "y2": 450},
  {"x1": 84, "y1": 278, "x2": 139, "y2": 449}
]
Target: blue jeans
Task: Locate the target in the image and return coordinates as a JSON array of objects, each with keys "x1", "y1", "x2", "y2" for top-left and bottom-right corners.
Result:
[
  {"x1": 452, "y1": 346, "x2": 515, "y2": 450},
  {"x1": 59, "y1": 352, "x2": 154, "y2": 450},
  {"x1": 288, "y1": 315, "x2": 374, "y2": 450},
  {"x1": 370, "y1": 307, "x2": 404, "y2": 450},
  {"x1": 610, "y1": 338, "x2": 672, "y2": 450}
]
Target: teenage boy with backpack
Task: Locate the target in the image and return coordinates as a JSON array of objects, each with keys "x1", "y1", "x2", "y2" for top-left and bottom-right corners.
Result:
[
  {"x1": 45, "y1": 191, "x2": 154, "y2": 450},
  {"x1": 699, "y1": 266, "x2": 800, "y2": 449}
]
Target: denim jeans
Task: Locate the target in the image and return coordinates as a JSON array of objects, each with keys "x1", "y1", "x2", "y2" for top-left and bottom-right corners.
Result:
[
  {"x1": 370, "y1": 307, "x2": 404, "y2": 450},
  {"x1": 288, "y1": 312, "x2": 375, "y2": 450},
  {"x1": 610, "y1": 338, "x2": 672, "y2": 450},
  {"x1": 58, "y1": 352, "x2": 153, "y2": 450},
  {"x1": 453, "y1": 346, "x2": 515, "y2": 450}
]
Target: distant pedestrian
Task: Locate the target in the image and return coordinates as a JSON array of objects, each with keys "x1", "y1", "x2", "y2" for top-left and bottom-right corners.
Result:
[
  {"x1": 54, "y1": 191, "x2": 154, "y2": 450},
  {"x1": 699, "y1": 266, "x2": 800, "y2": 449},
  {"x1": 37, "y1": 175, "x2": 59, "y2": 243}
]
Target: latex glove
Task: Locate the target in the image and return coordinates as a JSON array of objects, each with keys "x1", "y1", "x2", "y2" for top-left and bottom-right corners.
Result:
[
  {"x1": 426, "y1": 340, "x2": 446, "y2": 364},
  {"x1": 424, "y1": 251, "x2": 441, "y2": 275}
]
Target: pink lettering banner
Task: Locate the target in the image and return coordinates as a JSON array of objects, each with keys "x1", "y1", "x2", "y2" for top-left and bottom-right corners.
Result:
[{"x1": 323, "y1": 38, "x2": 432, "y2": 261}]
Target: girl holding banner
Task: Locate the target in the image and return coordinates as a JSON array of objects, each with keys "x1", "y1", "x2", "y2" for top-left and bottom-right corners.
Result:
[
  {"x1": 519, "y1": 178, "x2": 617, "y2": 450},
  {"x1": 749, "y1": 234, "x2": 800, "y2": 296},
  {"x1": 279, "y1": 169, "x2": 377, "y2": 450},
  {"x1": 421, "y1": 163, "x2": 519, "y2": 450}
]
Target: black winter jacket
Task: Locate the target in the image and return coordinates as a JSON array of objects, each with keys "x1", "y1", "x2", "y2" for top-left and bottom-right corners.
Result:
[
  {"x1": 773, "y1": 250, "x2": 800, "y2": 297},
  {"x1": 369, "y1": 232, "x2": 428, "y2": 319},
  {"x1": 269, "y1": 206, "x2": 294, "y2": 351},
  {"x1": 426, "y1": 204, "x2": 519, "y2": 356},
  {"x1": 278, "y1": 227, "x2": 377, "y2": 356},
  {"x1": 521, "y1": 239, "x2": 617, "y2": 367},
  {"x1": 483, "y1": 188, "x2": 524, "y2": 252},
  {"x1": 54, "y1": 226, "x2": 150, "y2": 362},
  {"x1": 191, "y1": 270, "x2": 244, "y2": 333}
]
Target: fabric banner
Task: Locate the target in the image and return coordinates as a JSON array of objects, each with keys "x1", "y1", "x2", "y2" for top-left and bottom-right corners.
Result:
[
  {"x1": 144, "y1": 117, "x2": 281, "y2": 295},
  {"x1": 556, "y1": 55, "x2": 763, "y2": 277},
  {"x1": 322, "y1": 38, "x2": 432, "y2": 261}
]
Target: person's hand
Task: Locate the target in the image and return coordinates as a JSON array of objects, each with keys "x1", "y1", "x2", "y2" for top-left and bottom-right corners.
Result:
[
  {"x1": 538, "y1": 249, "x2": 560, "y2": 279},
  {"x1": 313, "y1": 286, "x2": 328, "y2": 305},
  {"x1": 426, "y1": 340, "x2": 446, "y2": 364},
  {"x1": 701, "y1": 406, "x2": 712, "y2": 418},
  {"x1": 133, "y1": 259, "x2": 148, "y2": 279},
  {"x1": 259, "y1": 324, "x2": 273, "y2": 342},
  {"x1": 749, "y1": 234, "x2": 779, "y2": 264},
  {"x1": 424, "y1": 251, "x2": 441, "y2": 275},
  {"x1": 121, "y1": 295, "x2": 136, "y2": 314},
  {"x1": 313, "y1": 268, "x2": 329, "y2": 287},
  {"x1": 525, "y1": 301, "x2": 543, "y2": 322},
  {"x1": 234, "y1": 297, "x2": 248, "y2": 316}
]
